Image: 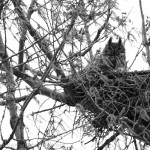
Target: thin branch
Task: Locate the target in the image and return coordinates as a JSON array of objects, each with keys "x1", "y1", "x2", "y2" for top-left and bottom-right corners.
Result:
[
  {"x1": 11, "y1": 0, "x2": 66, "y2": 79},
  {"x1": 139, "y1": 0, "x2": 150, "y2": 67},
  {"x1": 18, "y1": 0, "x2": 36, "y2": 72},
  {"x1": 74, "y1": 8, "x2": 111, "y2": 57},
  {"x1": 31, "y1": 104, "x2": 65, "y2": 115},
  {"x1": 98, "y1": 132, "x2": 120, "y2": 150},
  {"x1": 133, "y1": 139, "x2": 139, "y2": 150}
]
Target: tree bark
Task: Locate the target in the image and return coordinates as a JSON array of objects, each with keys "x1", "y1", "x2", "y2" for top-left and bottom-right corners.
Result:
[{"x1": 0, "y1": 32, "x2": 27, "y2": 149}]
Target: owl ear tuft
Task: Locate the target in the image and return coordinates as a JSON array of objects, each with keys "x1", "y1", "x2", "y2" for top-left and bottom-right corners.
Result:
[
  {"x1": 118, "y1": 37, "x2": 122, "y2": 46},
  {"x1": 108, "y1": 37, "x2": 112, "y2": 46}
]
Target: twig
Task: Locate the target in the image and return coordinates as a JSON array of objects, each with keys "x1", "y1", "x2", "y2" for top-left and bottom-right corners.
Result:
[
  {"x1": 98, "y1": 132, "x2": 120, "y2": 150},
  {"x1": 73, "y1": 8, "x2": 111, "y2": 58},
  {"x1": 31, "y1": 104, "x2": 65, "y2": 115},
  {"x1": 139, "y1": 0, "x2": 150, "y2": 67}
]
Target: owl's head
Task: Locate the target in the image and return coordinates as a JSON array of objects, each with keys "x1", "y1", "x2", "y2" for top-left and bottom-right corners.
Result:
[{"x1": 103, "y1": 37, "x2": 125, "y2": 56}]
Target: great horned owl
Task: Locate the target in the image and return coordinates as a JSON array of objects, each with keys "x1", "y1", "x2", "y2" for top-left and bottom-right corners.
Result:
[{"x1": 94, "y1": 37, "x2": 126, "y2": 72}]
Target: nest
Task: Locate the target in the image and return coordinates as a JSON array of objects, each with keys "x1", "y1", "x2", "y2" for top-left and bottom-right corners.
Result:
[{"x1": 65, "y1": 62, "x2": 150, "y2": 145}]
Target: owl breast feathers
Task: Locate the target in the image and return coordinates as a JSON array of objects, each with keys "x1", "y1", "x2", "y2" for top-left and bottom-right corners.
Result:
[{"x1": 94, "y1": 37, "x2": 126, "y2": 72}]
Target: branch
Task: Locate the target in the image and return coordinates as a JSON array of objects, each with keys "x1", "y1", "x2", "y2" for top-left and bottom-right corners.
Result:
[
  {"x1": 13, "y1": 68, "x2": 71, "y2": 105},
  {"x1": 73, "y1": 7, "x2": 111, "y2": 57},
  {"x1": 11, "y1": 0, "x2": 66, "y2": 79},
  {"x1": 139, "y1": 0, "x2": 150, "y2": 67},
  {"x1": 0, "y1": 31, "x2": 26, "y2": 149},
  {"x1": 98, "y1": 132, "x2": 120, "y2": 150},
  {"x1": 18, "y1": 0, "x2": 36, "y2": 72}
]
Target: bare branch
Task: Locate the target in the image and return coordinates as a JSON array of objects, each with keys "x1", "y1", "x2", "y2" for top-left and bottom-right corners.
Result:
[
  {"x1": 98, "y1": 132, "x2": 120, "y2": 150},
  {"x1": 74, "y1": 8, "x2": 111, "y2": 57},
  {"x1": 11, "y1": 0, "x2": 66, "y2": 79},
  {"x1": 18, "y1": 0, "x2": 36, "y2": 72},
  {"x1": 0, "y1": 31, "x2": 27, "y2": 149},
  {"x1": 139, "y1": 0, "x2": 150, "y2": 67}
]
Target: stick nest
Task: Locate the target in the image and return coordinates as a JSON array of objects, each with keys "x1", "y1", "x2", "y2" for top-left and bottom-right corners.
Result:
[{"x1": 65, "y1": 62, "x2": 150, "y2": 145}]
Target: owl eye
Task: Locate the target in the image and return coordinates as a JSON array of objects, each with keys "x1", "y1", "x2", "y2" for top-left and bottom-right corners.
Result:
[
  {"x1": 119, "y1": 45, "x2": 125, "y2": 53},
  {"x1": 105, "y1": 46, "x2": 114, "y2": 55}
]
